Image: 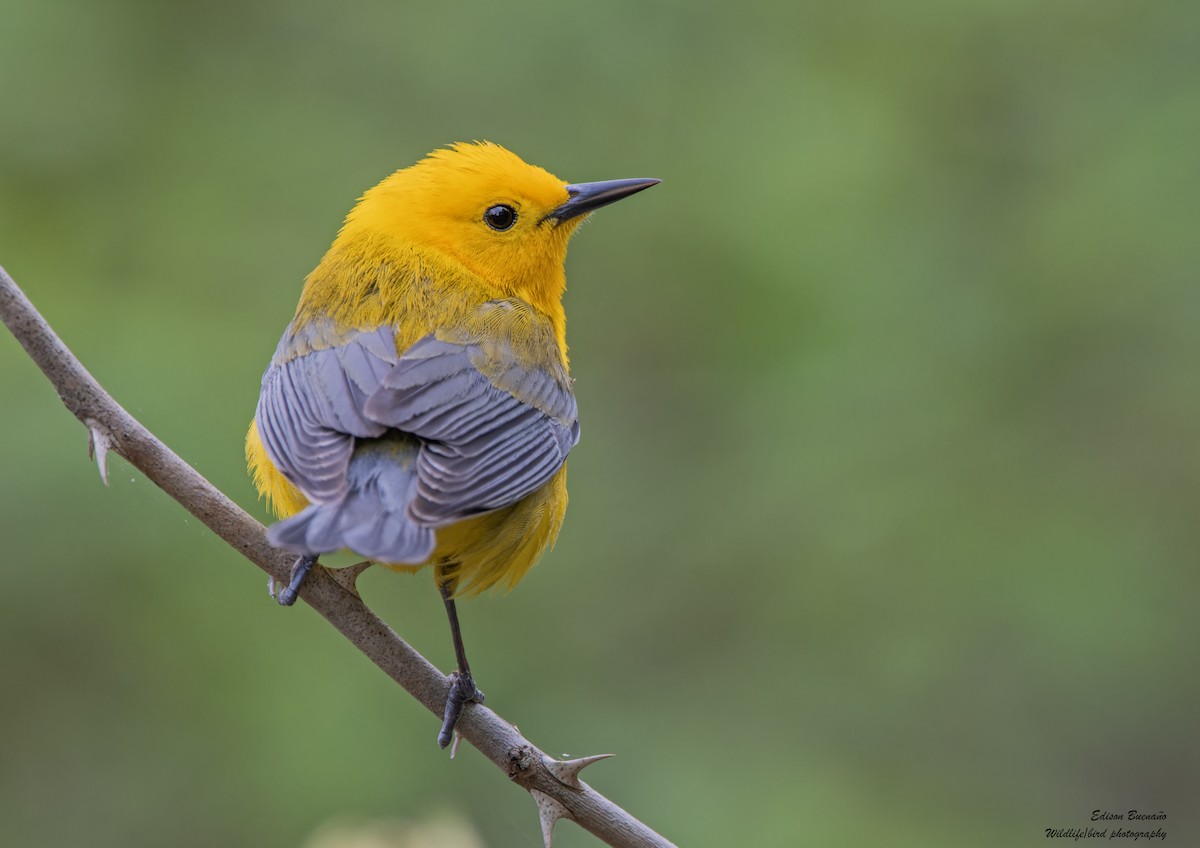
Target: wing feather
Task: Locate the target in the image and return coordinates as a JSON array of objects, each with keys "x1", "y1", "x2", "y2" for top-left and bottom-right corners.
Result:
[
  {"x1": 364, "y1": 317, "x2": 578, "y2": 527},
  {"x1": 256, "y1": 302, "x2": 578, "y2": 549},
  {"x1": 254, "y1": 321, "x2": 397, "y2": 503}
]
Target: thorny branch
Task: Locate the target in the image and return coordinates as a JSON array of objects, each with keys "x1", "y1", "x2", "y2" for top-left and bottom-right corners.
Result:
[{"x1": 0, "y1": 265, "x2": 677, "y2": 848}]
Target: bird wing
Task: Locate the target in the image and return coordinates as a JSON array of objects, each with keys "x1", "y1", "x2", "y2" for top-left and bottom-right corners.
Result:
[
  {"x1": 254, "y1": 318, "x2": 399, "y2": 504},
  {"x1": 364, "y1": 306, "x2": 579, "y2": 526},
  {"x1": 255, "y1": 302, "x2": 578, "y2": 526}
]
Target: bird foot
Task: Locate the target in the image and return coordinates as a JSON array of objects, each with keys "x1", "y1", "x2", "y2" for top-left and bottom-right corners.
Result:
[
  {"x1": 437, "y1": 670, "x2": 485, "y2": 749},
  {"x1": 272, "y1": 554, "x2": 317, "y2": 606}
]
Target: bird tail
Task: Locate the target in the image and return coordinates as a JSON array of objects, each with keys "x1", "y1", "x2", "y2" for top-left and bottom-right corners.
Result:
[{"x1": 267, "y1": 433, "x2": 435, "y2": 565}]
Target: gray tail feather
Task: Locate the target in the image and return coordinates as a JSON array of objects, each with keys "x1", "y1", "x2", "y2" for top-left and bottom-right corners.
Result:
[{"x1": 267, "y1": 434, "x2": 435, "y2": 564}]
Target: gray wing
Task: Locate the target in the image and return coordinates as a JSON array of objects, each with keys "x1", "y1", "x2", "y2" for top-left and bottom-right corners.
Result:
[
  {"x1": 255, "y1": 318, "x2": 399, "y2": 504},
  {"x1": 257, "y1": 309, "x2": 578, "y2": 549},
  {"x1": 267, "y1": 432, "x2": 435, "y2": 563},
  {"x1": 364, "y1": 334, "x2": 579, "y2": 526}
]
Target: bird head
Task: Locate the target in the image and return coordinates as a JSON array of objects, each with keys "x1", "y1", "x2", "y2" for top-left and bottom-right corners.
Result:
[{"x1": 341, "y1": 142, "x2": 658, "y2": 312}]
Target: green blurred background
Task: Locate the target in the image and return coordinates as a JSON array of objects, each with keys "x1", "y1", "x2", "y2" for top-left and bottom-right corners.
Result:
[{"x1": 2, "y1": 1, "x2": 1197, "y2": 846}]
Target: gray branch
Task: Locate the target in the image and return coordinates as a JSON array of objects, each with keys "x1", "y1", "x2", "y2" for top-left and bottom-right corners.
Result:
[{"x1": 0, "y1": 265, "x2": 677, "y2": 848}]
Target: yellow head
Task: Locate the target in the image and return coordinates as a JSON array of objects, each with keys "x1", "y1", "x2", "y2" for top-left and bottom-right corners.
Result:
[{"x1": 338, "y1": 142, "x2": 658, "y2": 312}]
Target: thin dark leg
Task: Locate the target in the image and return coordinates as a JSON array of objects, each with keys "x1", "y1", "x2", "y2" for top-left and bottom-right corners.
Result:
[
  {"x1": 276, "y1": 554, "x2": 317, "y2": 607},
  {"x1": 437, "y1": 579, "x2": 485, "y2": 748}
]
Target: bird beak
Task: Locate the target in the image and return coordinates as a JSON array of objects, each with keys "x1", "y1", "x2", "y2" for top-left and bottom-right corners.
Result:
[{"x1": 546, "y1": 177, "x2": 661, "y2": 223}]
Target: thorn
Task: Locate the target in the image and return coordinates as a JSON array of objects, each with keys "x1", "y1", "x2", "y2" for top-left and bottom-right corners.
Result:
[
  {"x1": 531, "y1": 789, "x2": 572, "y2": 848},
  {"x1": 327, "y1": 560, "x2": 373, "y2": 595},
  {"x1": 449, "y1": 730, "x2": 462, "y2": 759},
  {"x1": 267, "y1": 576, "x2": 277, "y2": 599},
  {"x1": 542, "y1": 753, "x2": 614, "y2": 789},
  {"x1": 86, "y1": 419, "x2": 112, "y2": 486}
]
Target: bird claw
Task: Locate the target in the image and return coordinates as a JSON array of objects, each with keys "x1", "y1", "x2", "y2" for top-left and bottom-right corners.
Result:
[
  {"x1": 437, "y1": 670, "x2": 484, "y2": 749},
  {"x1": 275, "y1": 554, "x2": 316, "y2": 606}
]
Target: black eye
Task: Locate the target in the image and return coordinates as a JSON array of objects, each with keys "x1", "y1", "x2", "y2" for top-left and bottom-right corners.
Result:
[{"x1": 484, "y1": 204, "x2": 517, "y2": 231}]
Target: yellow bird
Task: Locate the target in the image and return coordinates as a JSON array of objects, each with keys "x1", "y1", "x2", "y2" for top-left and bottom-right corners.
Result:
[{"x1": 245, "y1": 141, "x2": 658, "y2": 745}]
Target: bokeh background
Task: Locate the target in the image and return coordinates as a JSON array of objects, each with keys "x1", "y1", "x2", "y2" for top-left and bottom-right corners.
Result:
[{"x1": 2, "y1": 2, "x2": 1197, "y2": 846}]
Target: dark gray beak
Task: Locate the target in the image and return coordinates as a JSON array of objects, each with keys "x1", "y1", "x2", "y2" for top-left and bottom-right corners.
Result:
[{"x1": 545, "y1": 177, "x2": 661, "y2": 223}]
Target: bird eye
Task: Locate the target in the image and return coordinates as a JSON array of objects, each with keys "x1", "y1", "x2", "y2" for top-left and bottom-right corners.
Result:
[{"x1": 484, "y1": 204, "x2": 517, "y2": 231}]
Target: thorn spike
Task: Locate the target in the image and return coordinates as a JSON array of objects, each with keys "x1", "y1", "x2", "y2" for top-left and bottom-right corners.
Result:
[
  {"x1": 542, "y1": 753, "x2": 615, "y2": 789},
  {"x1": 328, "y1": 560, "x2": 373, "y2": 595},
  {"x1": 531, "y1": 789, "x2": 571, "y2": 848},
  {"x1": 86, "y1": 421, "x2": 111, "y2": 486}
]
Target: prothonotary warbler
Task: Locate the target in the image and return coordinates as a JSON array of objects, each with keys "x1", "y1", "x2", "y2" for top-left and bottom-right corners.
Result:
[{"x1": 245, "y1": 141, "x2": 658, "y2": 746}]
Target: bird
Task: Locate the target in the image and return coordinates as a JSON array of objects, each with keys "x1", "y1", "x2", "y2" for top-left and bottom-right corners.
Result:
[{"x1": 245, "y1": 141, "x2": 658, "y2": 747}]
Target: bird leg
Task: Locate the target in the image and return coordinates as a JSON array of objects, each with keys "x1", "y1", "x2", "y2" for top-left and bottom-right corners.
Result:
[
  {"x1": 274, "y1": 553, "x2": 317, "y2": 606},
  {"x1": 437, "y1": 578, "x2": 485, "y2": 748}
]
